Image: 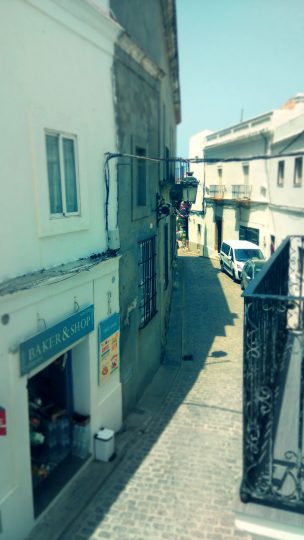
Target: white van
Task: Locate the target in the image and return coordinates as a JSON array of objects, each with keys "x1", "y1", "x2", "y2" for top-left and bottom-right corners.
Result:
[{"x1": 219, "y1": 240, "x2": 264, "y2": 281}]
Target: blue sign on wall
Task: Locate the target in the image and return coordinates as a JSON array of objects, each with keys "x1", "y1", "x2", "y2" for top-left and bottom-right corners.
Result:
[
  {"x1": 98, "y1": 313, "x2": 120, "y2": 385},
  {"x1": 20, "y1": 305, "x2": 94, "y2": 376}
]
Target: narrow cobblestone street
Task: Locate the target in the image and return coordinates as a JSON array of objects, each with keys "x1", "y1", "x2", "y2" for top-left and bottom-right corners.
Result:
[{"x1": 59, "y1": 254, "x2": 252, "y2": 540}]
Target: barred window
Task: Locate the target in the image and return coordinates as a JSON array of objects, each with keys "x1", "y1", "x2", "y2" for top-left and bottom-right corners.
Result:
[{"x1": 139, "y1": 237, "x2": 157, "y2": 327}]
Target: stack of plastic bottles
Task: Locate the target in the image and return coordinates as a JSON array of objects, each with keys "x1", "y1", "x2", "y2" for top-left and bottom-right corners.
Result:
[
  {"x1": 72, "y1": 416, "x2": 90, "y2": 459},
  {"x1": 44, "y1": 416, "x2": 71, "y2": 464}
]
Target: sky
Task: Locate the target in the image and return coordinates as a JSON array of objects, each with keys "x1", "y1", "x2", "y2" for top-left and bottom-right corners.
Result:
[{"x1": 176, "y1": 0, "x2": 304, "y2": 157}]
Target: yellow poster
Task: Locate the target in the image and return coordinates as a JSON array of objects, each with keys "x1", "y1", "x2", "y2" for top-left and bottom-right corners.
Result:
[{"x1": 98, "y1": 314, "x2": 120, "y2": 385}]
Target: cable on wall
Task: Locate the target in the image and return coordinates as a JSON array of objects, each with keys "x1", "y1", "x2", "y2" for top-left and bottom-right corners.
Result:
[{"x1": 103, "y1": 149, "x2": 304, "y2": 247}]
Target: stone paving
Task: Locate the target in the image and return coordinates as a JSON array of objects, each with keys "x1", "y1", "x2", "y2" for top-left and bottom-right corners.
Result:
[{"x1": 60, "y1": 254, "x2": 252, "y2": 540}]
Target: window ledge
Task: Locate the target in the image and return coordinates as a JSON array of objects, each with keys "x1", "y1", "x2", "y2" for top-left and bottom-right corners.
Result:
[{"x1": 38, "y1": 214, "x2": 90, "y2": 238}]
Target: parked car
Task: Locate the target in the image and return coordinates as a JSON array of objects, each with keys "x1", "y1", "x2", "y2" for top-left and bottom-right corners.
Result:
[
  {"x1": 220, "y1": 240, "x2": 265, "y2": 281},
  {"x1": 240, "y1": 258, "x2": 266, "y2": 289}
]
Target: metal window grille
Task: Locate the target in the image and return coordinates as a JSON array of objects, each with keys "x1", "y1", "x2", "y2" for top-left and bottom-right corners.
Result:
[
  {"x1": 241, "y1": 236, "x2": 304, "y2": 514},
  {"x1": 231, "y1": 184, "x2": 252, "y2": 198},
  {"x1": 138, "y1": 237, "x2": 157, "y2": 327}
]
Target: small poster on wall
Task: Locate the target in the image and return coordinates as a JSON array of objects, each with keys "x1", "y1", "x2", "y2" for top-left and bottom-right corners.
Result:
[{"x1": 98, "y1": 313, "x2": 120, "y2": 385}]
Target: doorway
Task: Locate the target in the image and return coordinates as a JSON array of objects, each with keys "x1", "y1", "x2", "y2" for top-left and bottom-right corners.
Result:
[
  {"x1": 215, "y1": 219, "x2": 222, "y2": 253},
  {"x1": 28, "y1": 350, "x2": 90, "y2": 517}
]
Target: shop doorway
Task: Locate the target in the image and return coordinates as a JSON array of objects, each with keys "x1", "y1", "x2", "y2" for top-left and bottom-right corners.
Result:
[
  {"x1": 28, "y1": 349, "x2": 90, "y2": 517},
  {"x1": 239, "y1": 225, "x2": 259, "y2": 246},
  {"x1": 215, "y1": 219, "x2": 222, "y2": 253}
]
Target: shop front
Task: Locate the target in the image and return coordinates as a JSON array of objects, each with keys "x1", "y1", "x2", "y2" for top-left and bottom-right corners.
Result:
[
  {"x1": 21, "y1": 305, "x2": 94, "y2": 517},
  {"x1": 0, "y1": 258, "x2": 122, "y2": 540}
]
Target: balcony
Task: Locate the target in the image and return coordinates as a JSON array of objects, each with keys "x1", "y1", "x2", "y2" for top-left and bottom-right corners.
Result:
[
  {"x1": 240, "y1": 235, "x2": 304, "y2": 515},
  {"x1": 231, "y1": 184, "x2": 252, "y2": 201},
  {"x1": 208, "y1": 185, "x2": 225, "y2": 199}
]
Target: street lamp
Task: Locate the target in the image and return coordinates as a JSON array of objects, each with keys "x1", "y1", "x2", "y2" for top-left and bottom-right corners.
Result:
[
  {"x1": 170, "y1": 172, "x2": 199, "y2": 204},
  {"x1": 156, "y1": 172, "x2": 199, "y2": 225}
]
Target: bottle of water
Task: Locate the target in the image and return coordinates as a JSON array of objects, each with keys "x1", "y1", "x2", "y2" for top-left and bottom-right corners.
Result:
[
  {"x1": 62, "y1": 417, "x2": 70, "y2": 450},
  {"x1": 46, "y1": 421, "x2": 55, "y2": 450},
  {"x1": 72, "y1": 424, "x2": 81, "y2": 457},
  {"x1": 78, "y1": 424, "x2": 90, "y2": 459},
  {"x1": 46, "y1": 421, "x2": 58, "y2": 462}
]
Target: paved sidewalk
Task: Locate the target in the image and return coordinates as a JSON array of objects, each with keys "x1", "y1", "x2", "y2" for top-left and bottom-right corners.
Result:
[{"x1": 56, "y1": 254, "x2": 251, "y2": 540}]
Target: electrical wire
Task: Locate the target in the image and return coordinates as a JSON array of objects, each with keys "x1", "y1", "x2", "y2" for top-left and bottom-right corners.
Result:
[{"x1": 105, "y1": 150, "x2": 304, "y2": 167}]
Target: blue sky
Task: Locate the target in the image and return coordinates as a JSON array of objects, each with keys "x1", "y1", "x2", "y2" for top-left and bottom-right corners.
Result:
[{"x1": 176, "y1": 0, "x2": 304, "y2": 157}]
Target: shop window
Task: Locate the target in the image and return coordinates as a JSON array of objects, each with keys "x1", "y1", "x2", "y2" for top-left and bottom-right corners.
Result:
[
  {"x1": 28, "y1": 352, "x2": 90, "y2": 517},
  {"x1": 138, "y1": 236, "x2": 157, "y2": 327},
  {"x1": 294, "y1": 157, "x2": 303, "y2": 187},
  {"x1": 239, "y1": 225, "x2": 259, "y2": 245},
  {"x1": 277, "y1": 160, "x2": 285, "y2": 187},
  {"x1": 46, "y1": 131, "x2": 79, "y2": 217}
]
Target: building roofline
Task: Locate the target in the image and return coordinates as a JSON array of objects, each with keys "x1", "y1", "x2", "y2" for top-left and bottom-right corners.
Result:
[{"x1": 161, "y1": 0, "x2": 181, "y2": 124}]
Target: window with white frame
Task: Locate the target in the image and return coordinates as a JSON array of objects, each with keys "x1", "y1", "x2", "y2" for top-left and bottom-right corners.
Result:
[
  {"x1": 45, "y1": 132, "x2": 79, "y2": 216},
  {"x1": 277, "y1": 160, "x2": 285, "y2": 187},
  {"x1": 294, "y1": 157, "x2": 303, "y2": 187}
]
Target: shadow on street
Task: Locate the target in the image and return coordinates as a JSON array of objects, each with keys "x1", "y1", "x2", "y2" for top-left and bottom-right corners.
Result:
[{"x1": 59, "y1": 253, "x2": 247, "y2": 540}]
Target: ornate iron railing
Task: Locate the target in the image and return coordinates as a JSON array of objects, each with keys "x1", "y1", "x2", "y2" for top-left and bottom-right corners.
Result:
[
  {"x1": 209, "y1": 184, "x2": 225, "y2": 198},
  {"x1": 232, "y1": 184, "x2": 252, "y2": 198},
  {"x1": 240, "y1": 235, "x2": 304, "y2": 513}
]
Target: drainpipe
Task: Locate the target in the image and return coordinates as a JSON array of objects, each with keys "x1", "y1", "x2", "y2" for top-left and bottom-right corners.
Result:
[{"x1": 260, "y1": 131, "x2": 273, "y2": 255}]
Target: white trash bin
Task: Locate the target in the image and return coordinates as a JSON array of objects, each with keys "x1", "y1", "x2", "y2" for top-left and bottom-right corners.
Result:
[{"x1": 94, "y1": 428, "x2": 115, "y2": 462}]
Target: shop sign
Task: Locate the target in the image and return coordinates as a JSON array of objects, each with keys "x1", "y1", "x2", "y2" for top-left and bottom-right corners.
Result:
[
  {"x1": 20, "y1": 305, "x2": 94, "y2": 376},
  {"x1": 0, "y1": 407, "x2": 7, "y2": 436},
  {"x1": 98, "y1": 313, "x2": 120, "y2": 385}
]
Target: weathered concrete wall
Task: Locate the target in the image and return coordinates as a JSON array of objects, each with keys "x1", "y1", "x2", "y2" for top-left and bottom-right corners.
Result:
[{"x1": 111, "y1": 0, "x2": 178, "y2": 415}]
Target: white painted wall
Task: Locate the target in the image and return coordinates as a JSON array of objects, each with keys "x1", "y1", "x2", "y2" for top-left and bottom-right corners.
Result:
[
  {"x1": 188, "y1": 97, "x2": 304, "y2": 258},
  {"x1": 0, "y1": 0, "x2": 120, "y2": 281},
  {"x1": 0, "y1": 2, "x2": 122, "y2": 538},
  {"x1": 0, "y1": 257, "x2": 121, "y2": 540}
]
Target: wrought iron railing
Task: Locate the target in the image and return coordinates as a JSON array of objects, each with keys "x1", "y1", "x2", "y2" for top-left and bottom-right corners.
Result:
[
  {"x1": 209, "y1": 185, "x2": 225, "y2": 198},
  {"x1": 232, "y1": 184, "x2": 252, "y2": 198},
  {"x1": 240, "y1": 235, "x2": 304, "y2": 513}
]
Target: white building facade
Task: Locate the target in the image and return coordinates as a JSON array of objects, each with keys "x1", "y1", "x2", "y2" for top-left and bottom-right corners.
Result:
[
  {"x1": 0, "y1": 2, "x2": 122, "y2": 538},
  {"x1": 188, "y1": 95, "x2": 304, "y2": 260}
]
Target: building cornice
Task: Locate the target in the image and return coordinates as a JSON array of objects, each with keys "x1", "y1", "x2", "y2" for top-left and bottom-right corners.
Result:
[
  {"x1": 117, "y1": 32, "x2": 165, "y2": 81},
  {"x1": 161, "y1": 0, "x2": 181, "y2": 124},
  {"x1": 25, "y1": 0, "x2": 121, "y2": 55}
]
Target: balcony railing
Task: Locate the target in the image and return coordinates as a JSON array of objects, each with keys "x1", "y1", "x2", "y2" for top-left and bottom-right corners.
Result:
[
  {"x1": 231, "y1": 184, "x2": 252, "y2": 199},
  {"x1": 241, "y1": 235, "x2": 304, "y2": 514},
  {"x1": 209, "y1": 185, "x2": 225, "y2": 198}
]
